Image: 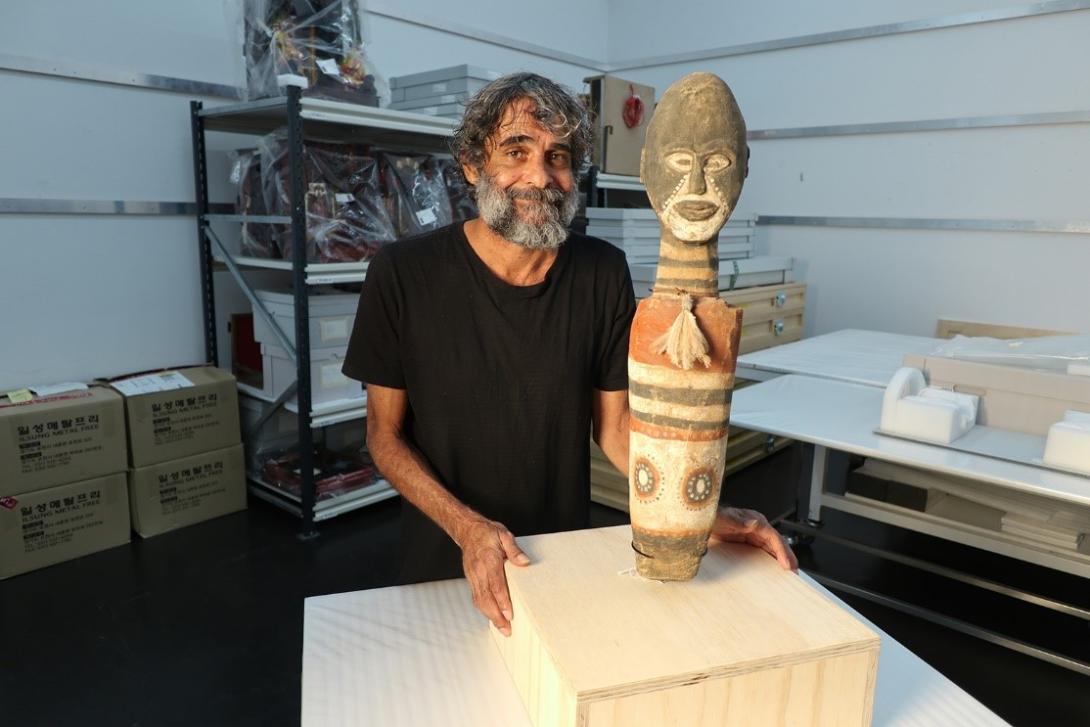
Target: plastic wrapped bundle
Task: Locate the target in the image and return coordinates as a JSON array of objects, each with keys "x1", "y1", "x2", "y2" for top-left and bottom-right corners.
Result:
[
  {"x1": 929, "y1": 334, "x2": 1090, "y2": 374},
  {"x1": 239, "y1": 0, "x2": 381, "y2": 104},
  {"x1": 261, "y1": 445, "x2": 380, "y2": 500},
  {"x1": 258, "y1": 133, "x2": 398, "y2": 262},
  {"x1": 438, "y1": 159, "x2": 478, "y2": 222},
  {"x1": 380, "y1": 152, "x2": 453, "y2": 237},
  {"x1": 230, "y1": 149, "x2": 280, "y2": 258}
]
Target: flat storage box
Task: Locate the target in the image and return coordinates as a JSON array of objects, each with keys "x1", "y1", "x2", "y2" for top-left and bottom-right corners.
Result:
[
  {"x1": 386, "y1": 102, "x2": 464, "y2": 119},
  {"x1": 128, "y1": 444, "x2": 246, "y2": 538},
  {"x1": 585, "y1": 209, "x2": 755, "y2": 228},
  {"x1": 252, "y1": 287, "x2": 358, "y2": 350},
  {"x1": 261, "y1": 343, "x2": 361, "y2": 406},
  {"x1": 113, "y1": 367, "x2": 241, "y2": 468},
  {"x1": 586, "y1": 227, "x2": 755, "y2": 263},
  {"x1": 388, "y1": 64, "x2": 502, "y2": 89},
  {"x1": 492, "y1": 526, "x2": 878, "y2": 727},
  {"x1": 390, "y1": 76, "x2": 494, "y2": 103},
  {"x1": 0, "y1": 472, "x2": 130, "y2": 580},
  {"x1": 388, "y1": 93, "x2": 469, "y2": 111},
  {"x1": 0, "y1": 387, "x2": 127, "y2": 496},
  {"x1": 630, "y1": 257, "x2": 793, "y2": 299}
]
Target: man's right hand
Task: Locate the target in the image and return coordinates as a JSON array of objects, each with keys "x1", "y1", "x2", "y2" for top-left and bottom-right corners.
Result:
[{"x1": 457, "y1": 517, "x2": 530, "y2": 637}]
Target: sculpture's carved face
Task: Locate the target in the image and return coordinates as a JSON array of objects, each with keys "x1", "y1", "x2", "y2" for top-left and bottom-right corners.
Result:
[{"x1": 641, "y1": 73, "x2": 748, "y2": 243}]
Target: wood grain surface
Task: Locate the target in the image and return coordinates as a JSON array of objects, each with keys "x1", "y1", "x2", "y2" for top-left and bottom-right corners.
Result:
[{"x1": 490, "y1": 525, "x2": 880, "y2": 727}]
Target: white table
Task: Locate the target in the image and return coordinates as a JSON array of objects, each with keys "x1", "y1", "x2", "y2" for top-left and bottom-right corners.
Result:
[
  {"x1": 737, "y1": 329, "x2": 943, "y2": 387},
  {"x1": 732, "y1": 331, "x2": 1090, "y2": 676},
  {"x1": 301, "y1": 568, "x2": 1007, "y2": 726},
  {"x1": 731, "y1": 375, "x2": 1090, "y2": 577}
]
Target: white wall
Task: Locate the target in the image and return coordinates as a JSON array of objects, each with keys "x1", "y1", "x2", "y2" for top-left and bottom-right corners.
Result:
[
  {"x1": 607, "y1": 1, "x2": 1090, "y2": 336},
  {"x1": 0, "y1": 1, "x2": 607, "y2": 392},
  {"x1": 0, "y1": 3, "x2": 241, "y2": 392},
  {"x1": 3, "y1": 2, "x2": 1088, "y2": 393}
]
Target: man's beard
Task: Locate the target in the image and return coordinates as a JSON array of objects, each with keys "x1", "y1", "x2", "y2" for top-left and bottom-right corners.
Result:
[{"x1": 475, "y1": 172, "x2": 579, "y2": 250}]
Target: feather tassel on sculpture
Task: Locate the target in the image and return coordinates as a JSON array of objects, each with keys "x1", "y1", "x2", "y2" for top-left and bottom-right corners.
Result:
[{"x1": 652, "y1": 292, "x2": 711, "y2": 370}]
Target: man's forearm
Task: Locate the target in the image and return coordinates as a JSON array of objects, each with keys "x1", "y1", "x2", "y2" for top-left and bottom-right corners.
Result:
[
  {"x1": 368, "y1": 431, "x2": 483, "y2": 547},
  {"x1": 596, "y1": 406, "x2": 630, "y2": 476}
]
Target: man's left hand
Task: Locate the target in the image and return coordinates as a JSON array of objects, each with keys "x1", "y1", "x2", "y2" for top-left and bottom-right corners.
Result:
[{"x1": 709, "y1": 507, "x2": 798, "y2": 572}]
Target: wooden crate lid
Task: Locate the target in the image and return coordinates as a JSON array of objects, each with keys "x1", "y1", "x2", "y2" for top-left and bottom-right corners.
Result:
[{"x1": 505, "y1": 526, "x2": 878, "y2": 698}]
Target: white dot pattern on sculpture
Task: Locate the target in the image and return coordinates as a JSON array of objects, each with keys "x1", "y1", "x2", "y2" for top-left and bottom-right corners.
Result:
[
  {"x1": 683, "y1": 469, "x2": 716, "y2": 508},
  {"x1": 632, "y1": 457, "x2": 662, "y2": 502}
]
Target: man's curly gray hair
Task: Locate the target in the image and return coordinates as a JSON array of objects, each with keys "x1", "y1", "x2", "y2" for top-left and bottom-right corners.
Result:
[{"x1": 450, "y1": 73, "x2": 593, "y2": 181}]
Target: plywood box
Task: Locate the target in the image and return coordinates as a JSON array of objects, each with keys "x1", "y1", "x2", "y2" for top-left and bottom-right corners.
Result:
[
  {"x1": 491, "y1": 526, "x2": 879, "y2": 727},
  {"x1": 935, "y1": 318, "x2": 1069, "y2": 340}
]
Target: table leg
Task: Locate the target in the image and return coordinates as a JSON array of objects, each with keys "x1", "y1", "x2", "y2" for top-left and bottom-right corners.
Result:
[{"x1": 807, "y1": 445, "x2": 828, "y2": 524}]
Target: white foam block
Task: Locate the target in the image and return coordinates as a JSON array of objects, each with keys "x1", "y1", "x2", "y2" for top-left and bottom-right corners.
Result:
[
  {"x1": 896, "y1": 396, "x2": 967, "y2": 443},
  {"x1": 876, "y1": 370, "x2": 981, "y2": 444},
  {"x1": 1043, "y1": 415, "x2": 1090, "y2": 475},
  {"x1": 880, "y1": 368, "x2": 978, "y2": 443},
  {"x1": 919, "y1": 387, "x2": 979, "y2": 432},
  {"x1": 880, "y1": 367, "x2": 925, "y2": 431}
]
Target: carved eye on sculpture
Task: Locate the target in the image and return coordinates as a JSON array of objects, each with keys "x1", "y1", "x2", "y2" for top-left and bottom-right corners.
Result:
[
  {"x1": 632, "y1": 457, "x2": 661, "y2": 501},
  {"x1": 703, "y1": 154, "x2": 732, "y2": 173},
  {"x1": 683, "y1": 468, "x2": 717, "y2": 508},
  {"x1": 665, "y1": 151, "x2": 694, "y2": 173}
]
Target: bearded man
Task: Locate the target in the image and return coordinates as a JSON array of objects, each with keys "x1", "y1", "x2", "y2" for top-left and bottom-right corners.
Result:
[{"x1": 343, "y1": 73, "x2": 795, "y2": 638}]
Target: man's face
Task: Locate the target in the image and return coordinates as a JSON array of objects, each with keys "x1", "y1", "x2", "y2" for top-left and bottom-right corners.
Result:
[
  {"x1": 641, "y1": 77, "x2": 747, "y2": 243},
  {"x1": 463, "y1": 98, "x2": 579, "y2": 250}
]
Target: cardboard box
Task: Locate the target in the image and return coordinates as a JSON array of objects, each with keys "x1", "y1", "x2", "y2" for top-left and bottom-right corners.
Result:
[
  {"x1": 112, "y1": 367, "x2": 241, "y2": 468},
  {"x1": 0, "y1": 472, "x2": 130, "y2": 580},
  {"x1": 0, "y1": 387, "x2": 127, "y2": 496},
  {"x1": 492, "y1": 526, "x2": 879, "y2": 727},
  {"x1": 583, "y1": 75, "x2": 656, "y2": 176},
  {"x1": 902, "y1": 354, "x2": 1090, "y2": 436},
  {"x1": 128, "y1": 444, "x2": 246, "y2": 538}
]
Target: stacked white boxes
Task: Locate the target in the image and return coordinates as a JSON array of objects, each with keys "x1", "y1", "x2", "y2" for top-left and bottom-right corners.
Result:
[
  {"x1": 585, "y1": 208, "x2": 756, "y2": 266},
  {"x1": 628, "y1": 257, "x2": 795, "y2": 299},
  {"x1": 387, "y1": 65, "x2": 501, "y2": 118},
  {"x1": 583, "y1": 209, "x2": 793, "y2": 299},
  {"x1": 252, "y1": 287, "x2": 364, "y2": 409}
]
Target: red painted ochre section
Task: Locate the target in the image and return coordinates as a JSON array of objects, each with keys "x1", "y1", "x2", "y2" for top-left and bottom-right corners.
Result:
[{"x1": 629, "y1": 296, "x2": 743, "y2": 373}]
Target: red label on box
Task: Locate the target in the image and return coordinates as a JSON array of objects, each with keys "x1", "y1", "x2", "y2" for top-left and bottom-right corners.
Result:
[{"x1": 0, "y1": 497, "x2": 18, "y2": 510}]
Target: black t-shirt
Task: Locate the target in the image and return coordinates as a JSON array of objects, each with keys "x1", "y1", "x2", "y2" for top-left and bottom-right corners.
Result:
[{"x1": 342, "y1": 222, "x2": 635, "y2": 583}]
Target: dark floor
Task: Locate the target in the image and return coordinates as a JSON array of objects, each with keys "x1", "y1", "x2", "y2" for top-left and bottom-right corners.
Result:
[{"x1": 3, "y1": 445, "x2": 1089, "y2": 726}]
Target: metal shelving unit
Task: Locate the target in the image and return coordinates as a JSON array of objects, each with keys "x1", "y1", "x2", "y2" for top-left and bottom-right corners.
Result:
[{"x1": 191, "y1": 88, "x2": 455, "y2": 537}]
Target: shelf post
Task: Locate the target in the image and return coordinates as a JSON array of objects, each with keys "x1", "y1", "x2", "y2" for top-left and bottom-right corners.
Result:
[
  {"x1": 190, "y1": 101, "x2": 218, "y2": 366},
  {"x1": 286, "y1": 86, "x2": 319, "y2": 539}
]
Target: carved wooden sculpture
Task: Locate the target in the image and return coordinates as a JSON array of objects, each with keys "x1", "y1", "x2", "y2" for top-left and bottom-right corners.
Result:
[{"x1": 629, "y1": 73, "x2": 748, "y2": 580}]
